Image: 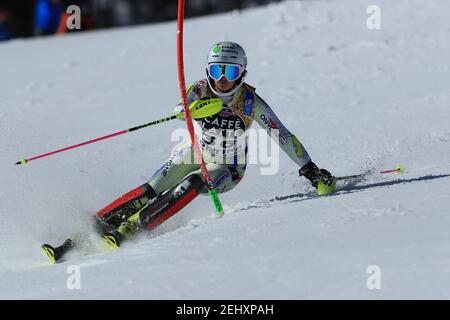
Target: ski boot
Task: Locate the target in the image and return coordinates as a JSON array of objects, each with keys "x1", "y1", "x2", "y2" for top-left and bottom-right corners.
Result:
[{"x1": 101, "y1": 211, "x2": 142, "y2": 249}]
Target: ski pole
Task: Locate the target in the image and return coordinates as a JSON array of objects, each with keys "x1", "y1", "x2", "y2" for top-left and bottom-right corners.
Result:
[
  {"x1": 337, "y1": 165, "x2": 406, "y2": 181},
  {"x1": 380, "y1": 165, "x2": 406, "y2": 174},
  {"x1": 15, "y1": 98, "x2": 222, "y2": 166}
]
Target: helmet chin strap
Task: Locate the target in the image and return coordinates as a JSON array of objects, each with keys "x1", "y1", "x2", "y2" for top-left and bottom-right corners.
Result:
[{"x1": 207, "y1": 71, "x2": 247, "y2": 97}]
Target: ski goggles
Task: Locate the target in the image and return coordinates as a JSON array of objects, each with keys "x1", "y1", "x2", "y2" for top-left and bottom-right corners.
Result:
[{"x1": 208, "y1": 64, "x2": 243, "y2": 81}]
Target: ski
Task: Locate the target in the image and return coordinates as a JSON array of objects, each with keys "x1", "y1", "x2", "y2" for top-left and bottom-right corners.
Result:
[
  {"x1": 41, "y1": 165, "x2": 406, "y2": 263},
  {"x1": 41, "y1": 220, "x2": 131, "y2": 263},
  {"x1": 229, "y1": 166, "x2": 408, "y2": 213}
]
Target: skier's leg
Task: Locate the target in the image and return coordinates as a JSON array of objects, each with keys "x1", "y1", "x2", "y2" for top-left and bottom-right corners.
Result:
[
  {"x1": 108, "y1": 145, "x2": 200, "y2": 238},
  {"x1": 201, "y1": 163, "x2": 246, "y2": 194},
  {"x1": 123, "y1": 163, "x2": 246, "y2": 236},
  {"x1": 148, "y1": 143, "x2": 247, "y2": 196},
  {"x1": 102, "y1": 172, "x2": 205, "y2": 247},
  {"x1": 94, "y1": 145, "x2": 196, "y2": 231},
  {"x1": 133, "y1": 173, "x2": 206, "y2": 231},
  {"x1": 100, "y1": 145, "x2": 200, "y2": 246},
  {"x1": 147, "y1": 144, "x2": 199, "y2": 196},
  {"x1": 102, "y1": 145, "x2": 246, "y2": 246}
]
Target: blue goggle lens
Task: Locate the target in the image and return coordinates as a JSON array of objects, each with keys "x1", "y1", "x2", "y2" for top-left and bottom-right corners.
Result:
[{"x1": 209, "y1": 64, "x2": 241, "y2": 81}]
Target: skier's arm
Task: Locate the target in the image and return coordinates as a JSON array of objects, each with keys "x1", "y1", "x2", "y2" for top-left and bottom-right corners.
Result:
[
  {"x1": 173, "y1": 82, "x2": 204, "y2": 118},
  {"x1": 254, "y1": 94, "x2": 336, "y2": 194},
  {"x1": 253, "y1": 94, "x2": 311, "y2": 168}
]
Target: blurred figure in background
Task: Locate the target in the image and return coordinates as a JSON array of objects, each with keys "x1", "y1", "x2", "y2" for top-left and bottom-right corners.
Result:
[
  {"x1": 3, "y1": 0, "x2": 282, "y2": 40},
  {"x1": 0, "y1": 9, "x2": 13, "y2": 41},
  {"x1": 34, "y1": 0, "x2": 64, "y2": 35}
]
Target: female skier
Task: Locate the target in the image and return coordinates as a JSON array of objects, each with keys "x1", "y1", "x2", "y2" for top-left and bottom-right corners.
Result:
[{"x1": 94, "y1": 41, "x2": 337, "y2": 248}]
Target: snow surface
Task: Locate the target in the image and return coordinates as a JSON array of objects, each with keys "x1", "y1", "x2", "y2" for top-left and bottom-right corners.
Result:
[{"x1": 1, "y1": 0, "x2": 450, "y2": 299}]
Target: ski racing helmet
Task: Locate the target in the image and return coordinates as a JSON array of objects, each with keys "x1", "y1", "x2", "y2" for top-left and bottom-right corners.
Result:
[{"x1": 206, "y1": 41, "x2": 247, "y2": 97}]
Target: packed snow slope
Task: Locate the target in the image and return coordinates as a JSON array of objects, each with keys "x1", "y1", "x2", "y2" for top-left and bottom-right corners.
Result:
[{"x1": 1, "y1": 0, "x2": 450, "y2": 299}]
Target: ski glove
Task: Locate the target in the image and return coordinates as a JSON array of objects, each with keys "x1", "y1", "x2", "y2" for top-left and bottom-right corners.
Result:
[{"x1": 299, "y1": 161, "x2": 336, "y2": 195}]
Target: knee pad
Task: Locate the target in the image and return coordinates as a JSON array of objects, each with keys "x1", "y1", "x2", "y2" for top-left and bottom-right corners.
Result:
[
  {"x1": 95, "y1": 183, "x2": 157, "y2": 229},
  {"x1": 138, "y1": 174, "x2": 205, "y2": 230}
]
